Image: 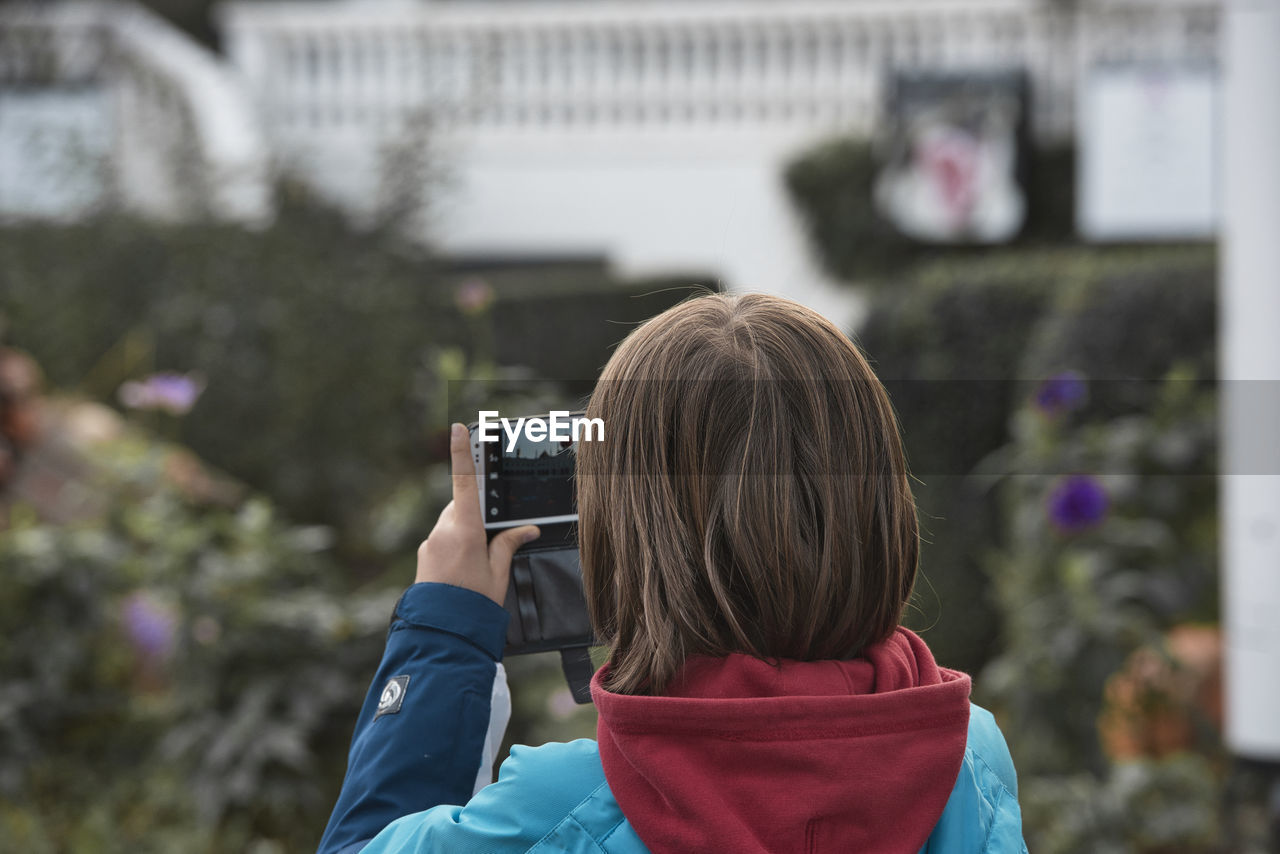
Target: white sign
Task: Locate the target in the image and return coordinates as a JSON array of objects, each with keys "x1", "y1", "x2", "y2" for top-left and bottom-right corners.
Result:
[{"x1": 1079, "y1": 65, "x2": 1217, "y2": 240}]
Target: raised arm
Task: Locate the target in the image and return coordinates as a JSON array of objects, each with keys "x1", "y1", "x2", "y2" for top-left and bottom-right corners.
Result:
[{"x1": 317, "y1": 424, "x2": 538, "y2": 854}]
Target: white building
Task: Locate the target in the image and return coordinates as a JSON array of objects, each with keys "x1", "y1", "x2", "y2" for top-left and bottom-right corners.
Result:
[{"x1": 2, "y1": 0, "x2": 1222, "y2": 324}]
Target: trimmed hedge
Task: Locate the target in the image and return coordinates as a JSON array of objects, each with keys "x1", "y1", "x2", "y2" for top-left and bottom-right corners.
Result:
[
  {"x1": 0, "y1": 434, "x2": 396, "y2": 852},
  {"x1": 855, "y1": 246, "x2": 1217, "y2": 675},
  {"x1": 1, "y1": 193, "x2": 442, "y2": 539},
  {"x1": 0, "y1": 197, "x2": 713, "y2": 548}
]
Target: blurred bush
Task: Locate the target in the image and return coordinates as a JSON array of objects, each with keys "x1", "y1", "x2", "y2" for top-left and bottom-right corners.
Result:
[
  {"x1": 858, "y1": 264, "x2": 1051, "y2": 673},
  {"x1": 1098, "y1": 625, "x2": 1222, "y2": 762},
  {"x1": 981, "y1": 366, "x2": 1218, "y2": 767},
  {"x1": 979, "y1": 366, "x2": 1220, "y2": 851},
  {"x1": 0, "y1": 192, "x2": 710, "y2": 558},
  {"x1": 782, "y1": 138, "x2": 915, "y2": 282},
  {"x1": 858, "y1": 246, "x2": 1216, "y2": 677},
  {"x1": 486, "y1": 269, "x2": 718, "y2": 383},
  {"x1": 0, "y1": 431, "x2": 397, "y2": 852},
  {"x1": 0, "y1": 190, "x2": 447, "y2": 544},
  {"x1": 1020, "y1": 754, "x2": 1222, "y2": 854},
  {"x1": 850, "y1": 231, "x2": 1223, "y2": 848},
  {"x1": 0, "y1": 200, "x2": 711, "y2": 847}
]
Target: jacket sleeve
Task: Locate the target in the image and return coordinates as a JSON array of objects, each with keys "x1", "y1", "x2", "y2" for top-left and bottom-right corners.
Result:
[
  {"x1": 353, "y1": 740, "x2": 629, "y2": 854},
  {"x1": 316, "y1": 582, "x2": 510, "y2": 854}
]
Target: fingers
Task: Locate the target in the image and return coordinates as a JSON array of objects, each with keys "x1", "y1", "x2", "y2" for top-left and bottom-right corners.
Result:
[
  {"x1": 488, "y1": 525, "x2": 540, "y2": 574},
  {"x1": 449, "y1": 422, "x2": 481, "y2": 526}
]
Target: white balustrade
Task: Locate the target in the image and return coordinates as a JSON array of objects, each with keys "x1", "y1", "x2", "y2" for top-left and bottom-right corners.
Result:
[
  {"x1": 219, "y1": 0, "x2": 1222, "y2": 148},
  {"x1": 210, "y1": 0, "x2": 1223, "y2": 323},
  {"x1": 2, "y1": 0, "x2": 1225, "y2": 318}
]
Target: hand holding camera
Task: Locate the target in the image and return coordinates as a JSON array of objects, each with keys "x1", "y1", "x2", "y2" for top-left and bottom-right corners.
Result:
[{"x1": 415, "y1": 422, "x2": 540, "y2": 606}]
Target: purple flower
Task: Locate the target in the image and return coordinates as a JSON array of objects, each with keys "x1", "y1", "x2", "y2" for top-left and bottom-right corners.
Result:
[
  {"x1": 118, "y1": 372, "x2": 206, "y2": 416},
  {"x1": 121, "y1": 591, "x2": 177, "y2": 662},
  {"x1": 1034, "y1": 371, "x2": 1087, "y2": 416},
  {"x1": 454, "y1": 278, "x2": 495, "y2": 316},
  {"x1": 1046, "y1": 475, "x2": 1109, "y2": 534}
]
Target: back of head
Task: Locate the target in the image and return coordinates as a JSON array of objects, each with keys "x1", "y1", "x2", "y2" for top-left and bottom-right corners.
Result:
[{"x1": 578, "y1": 292, "x2": 919, "y2": 695}]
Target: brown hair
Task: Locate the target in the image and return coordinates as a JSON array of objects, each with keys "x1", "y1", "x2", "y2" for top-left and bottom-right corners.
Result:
[{"x1": 577, "y1": 293, "x2": 919, "y2": 695}]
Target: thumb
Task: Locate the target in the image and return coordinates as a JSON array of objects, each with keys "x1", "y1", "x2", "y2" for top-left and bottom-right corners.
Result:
[{"x1": 488, "y1": 525, "x2": 540, "y2": 573}]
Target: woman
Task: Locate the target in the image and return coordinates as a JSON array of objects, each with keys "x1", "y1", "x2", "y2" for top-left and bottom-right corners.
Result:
[{"x1": 318, "y1": 293, "x2": 1028, "y2": 853}]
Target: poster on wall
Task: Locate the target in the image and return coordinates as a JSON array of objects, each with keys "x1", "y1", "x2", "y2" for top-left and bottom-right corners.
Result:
[
  {"x1": 874, "y1": 70, "x2": 1029, "y2": 244},
  {"x1": 1078, "y1": 64, "x2": 1217, "y2": 241}
]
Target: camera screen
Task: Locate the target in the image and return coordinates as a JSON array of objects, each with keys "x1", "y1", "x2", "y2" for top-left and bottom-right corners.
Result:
[{"x1": 482, "y1": 431, "x2": 576, "y2": 524}]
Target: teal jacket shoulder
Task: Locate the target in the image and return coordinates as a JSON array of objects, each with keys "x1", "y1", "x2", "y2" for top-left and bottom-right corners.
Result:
[
  {"x1": 921, "y1": 704, "x2": 1029, "y2": 854},
  {"x1": 360, "y1": 703, "x2": 1027, "y2": 854},
  {"x1": 359, "y1": 738, "x2": 647, "y2": 853}
]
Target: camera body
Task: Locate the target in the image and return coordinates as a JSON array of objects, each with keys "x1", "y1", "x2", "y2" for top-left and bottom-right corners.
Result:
[{"x1": 467, "y1": 412, "x2": 596, "y2": 702}]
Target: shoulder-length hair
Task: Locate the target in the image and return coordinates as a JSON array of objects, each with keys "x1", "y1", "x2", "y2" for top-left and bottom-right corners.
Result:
[{"x1": 577, "y1": 293, "x2": 919, "y2": 696}]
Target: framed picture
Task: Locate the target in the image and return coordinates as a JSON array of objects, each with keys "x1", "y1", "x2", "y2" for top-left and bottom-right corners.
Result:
[{"x1": 875, "y1": 70, "x2": 1030, "y2": 244}]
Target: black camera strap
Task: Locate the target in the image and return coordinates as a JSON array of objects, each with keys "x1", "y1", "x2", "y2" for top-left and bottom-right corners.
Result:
[{"x1": 559, "y1": 646, "x2": 595, "y2": 705}]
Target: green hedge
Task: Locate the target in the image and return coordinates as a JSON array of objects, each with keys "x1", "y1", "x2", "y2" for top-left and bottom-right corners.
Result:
[
  {"x1": 858, "y1": 271, "x2": 1053, "y2": 673},
  {"x1": 0, "y1": 434, "x2": 396, "y2": 852},
  {"x1": 852, "y1": 242, "x2": 1221, "y2": 849},
  {"x1": 982, "y1": 365, "x2": 1220, "y2": 852},
  {"x1": 1, "y1": 194, "x2": 446, "y2": 540},
  {"x1": 855, "y1": 246, "x2": 1217, "y2": 676},
  {"x1": 0, "y1": 198, "x2": 712, "y2": 551}
]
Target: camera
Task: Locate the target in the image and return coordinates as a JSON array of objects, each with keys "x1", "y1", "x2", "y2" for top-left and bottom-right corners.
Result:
[{"x1": 467, "y1": 411, "x2": 597, "y2": 703}]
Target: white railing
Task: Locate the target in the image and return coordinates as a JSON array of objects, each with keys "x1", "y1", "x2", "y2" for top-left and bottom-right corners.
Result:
[
  {"x1": 0, "y1": 1, "x2": 273, "y2": 225},
  {"x1": 219, "y1": 0, "x2": 1221, "y2": 146},
  {"x1": 210, "y1": 0, "x2": 1223, "y2": 324}
]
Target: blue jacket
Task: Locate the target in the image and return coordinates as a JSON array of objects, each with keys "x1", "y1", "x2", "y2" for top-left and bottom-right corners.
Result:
[{"x1": 319, "y1": 583, "x2": 1028, "y2": 854}]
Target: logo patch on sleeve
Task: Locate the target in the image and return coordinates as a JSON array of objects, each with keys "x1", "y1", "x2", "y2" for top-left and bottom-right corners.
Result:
[{"x1": 375, "y1": 675, "x2": 410, "y2": 719}]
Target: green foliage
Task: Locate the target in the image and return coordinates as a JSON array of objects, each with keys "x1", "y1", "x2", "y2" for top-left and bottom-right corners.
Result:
[
  {"x1": 782, "y1": 138, "x2": 916, "y2": 282},
  {"x1": 0, "y1": 434, "x2": 398, "y2": 852},
  {"x1": 859, "y1": 270, "x2": 1052, "y2": 673},
  {"x1": 979, "y1": 367, "x2": 1220, "y2": 850},
  {"x1": 0, "y1": 197, "x2": 712, "y2": 554},
  {"x1": 1021, "y1": 754, "x2": 1222, "y2": 854},
  {"x1": 0, "y1": 201, "x2": 717, "y2": 848},
  {"x1": 859, "y1": 243, "x2": 1223, "y2": 849},
  {"x1": 981, "y1": 366, "x2": 1218, "y2": 768},
  {"x1": 0, "y1": 191, "x2": 450, "y2": 538},
  {"x1": 854, "y1": 246, "x2": 1217, "y2": 679},
  {"x1": 1020, "y1": 250, "x2": 1218, "y2": 386}
]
